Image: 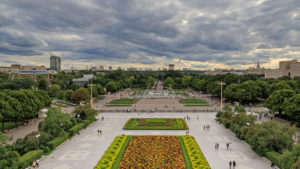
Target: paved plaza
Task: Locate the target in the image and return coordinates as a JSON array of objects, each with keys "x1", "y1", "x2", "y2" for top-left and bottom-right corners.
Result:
[{"x1": 38, "y1": 112, "x2": 271, "y2": 169}]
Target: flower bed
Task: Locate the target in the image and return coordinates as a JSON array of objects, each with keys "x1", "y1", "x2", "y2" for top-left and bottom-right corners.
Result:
[
  {"x1": 123, "y1": 118, "x2": 189, "y2": 130},
  {"x1": 94, "y1": 135, "x2": 128, "y2": 169},
  {"x1": 118, "y1": 136, "x2": 186, "y2": 168},
  {"x1": 182, "y1": 135, "x2": 210, "y2": 169},
  {"x1": 94, "y1": 135, "x2": 210, "y2": 169}
]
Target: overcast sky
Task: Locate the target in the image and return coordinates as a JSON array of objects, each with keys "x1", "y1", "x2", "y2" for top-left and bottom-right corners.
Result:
[{"x1": 0, "y1": 0, "x2": 299, "y2": 70}]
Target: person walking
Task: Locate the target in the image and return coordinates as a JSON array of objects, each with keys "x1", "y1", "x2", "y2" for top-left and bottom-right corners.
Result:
[
  {"x1": 226, "y1": 142, "x2": 230, "y2": 150},
  {"x1": 204, "y1": 125, "x2": 206, "y2": 131},
  {"x1": 216, "y1": 142, "x2": 219, "y2": 150},
  {"x1": 271, "y1": 162, "x2": 275, "y2": 168},
  {"x1": 229, "y1": 161, "x2": 232, "y2": 169},
  {"x1": 36, "y1": 160, "x2": 39, "y2": 168},
  {"x1": 100, "y1": 130, "x2": 102, "y2": 135},
  {"x1": 232, "y1": 160, "x2": 236, "y2": 169}
]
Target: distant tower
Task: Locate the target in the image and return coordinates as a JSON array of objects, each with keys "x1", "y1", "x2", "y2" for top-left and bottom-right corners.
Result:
[
  {"x1": 50, "y1": 56, "x2": 61, "y2": 71},
  {"x1": 257, "y1": 61, "x2": 261, "y2": 69}
]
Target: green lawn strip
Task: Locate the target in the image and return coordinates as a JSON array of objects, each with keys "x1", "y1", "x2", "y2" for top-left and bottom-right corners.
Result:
[
  {"x1": 123, "y1": 118, "x2": 188, "y2": 130},
  {"x1": 106, "y1": 104, "x2": 132, "y2": 107},
  {"x1": 111, "y1": 135, "x2": 132, "y2": 169},
  {"x1": 184, "y1": 104, "x2": 210, "y2": 107},
  {"x1": 0, "y1": 122, "x2": 23, "y2": 131},
  {"x1": 178, "y1": 136, "x2": 193, "y2": 169},
  {"x1": 110, "y1": 99, "x2": 137, "y2": 104},
  {"x1": 179, "y1": 99, "x2": 207, "y2": 104}
]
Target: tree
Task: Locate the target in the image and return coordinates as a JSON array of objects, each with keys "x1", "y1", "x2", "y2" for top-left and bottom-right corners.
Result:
[
  {"x1": 57, "y1": 90, "x2": 65, "y2": 100},
  {"x1": 283, "y1": 94, "x2": 300, "y2": 121},
  {"x1": 39, "y1": 108, "x2": 74, "y2": 137},
  {"x1": 268, "y1": 82, "x2": 292, "y2": 95},
  {"x1": 234, "y1": 105, "x2": 246, "y2": 113},
  {"x1": 105, "y1": 81, "x2": 119, "y2": 93},
  {"x1": 164, "y1": 77, "x2": 174, "y2": 88},
  {"x1": 49, "y1": 84, "x2": 60, "y2": 97},
  {"x1": 0, "y1": 99, "x2": 12, "y2": 132},
  {"x1": 95, "y1": 84, "x2": 105, "y2": 95},
  {"x1": 37, "y1": 77, "x2": 48, "y2": 90},
  {"x1": 0, "y1": 146, "x2": 20, "y2": 169},
  {"x1": 265, "y1": 89, "x2": 296, "y2": 114},
  {"x1": 73, "y1": 105, "x2": 97, "y2": 121},
  {"x1": 182, "y1": 75, "x2": 192, "y2": 88},
  {"x1": 65, "y1": 90, "x2": 74, "y2": 101}
]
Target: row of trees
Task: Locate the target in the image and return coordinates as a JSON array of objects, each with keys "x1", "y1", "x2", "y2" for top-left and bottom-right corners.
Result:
[
  {"x1": 0, "y1": 106, "x2": 98, "y2": 168},
  {"x1": 0, "y1": 89, "x2": 51, "y2": 131},
  {"x1": 163, "y1": 72, "x2": 300, "y2": 122},
  {"x1": 217, "y1": 106, "x2": 299, "y2": 169}
]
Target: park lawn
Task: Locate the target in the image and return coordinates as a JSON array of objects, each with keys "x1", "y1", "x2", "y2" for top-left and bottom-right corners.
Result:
[
  {"x1": 110, "y1": 99, "x2": 137, "y2": 104},
  {"x1": 179, "y1": 99, "x2": 207, "y2": 104},
  {"x1": 184, "y1": 104, "x2": 210, "y2": 107},
  {"x1": 0, "y1": 122, "x2": 23, "y2": 131},
  {"x1": 106, "y1": 104, "x2": 132, "y2": 107},
  {"x1": 94, "y1": 135, "x2": 210, "y2": 169},
  {"x1": 123, "y1": 118, "x2": 189, "y2": 130}
]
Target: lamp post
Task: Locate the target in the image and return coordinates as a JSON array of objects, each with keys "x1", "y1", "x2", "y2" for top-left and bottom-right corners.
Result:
[
  {"x1": 218, "y1": 81, "x2": 226, "y2": 111},
  {"x1": 36, "y1": 134, "x2": 40, "y2": 149},
  {"x1": 88, "y1": 79, "x2": 95, "y2": 107}
]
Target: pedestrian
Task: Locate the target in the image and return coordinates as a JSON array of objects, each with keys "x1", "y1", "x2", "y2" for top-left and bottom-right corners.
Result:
[
  {"x1": 229, "y1": 161, "x2": 232, "y2": 169},
  {"x1": 226, "y1": 142, "x2": 229, "y2": 150},
  {"x1": 232, "y1": 160, "x2": 236, "y2": 169},
  {"x1": 215, "y1": 143, "x2": 217, "y2": 150},
  {"x1": 204, "y1": 125, "x2": 206, "y2": 131},
  {"x1": 101, "y1": 116, "x2": 104, "y2": 120},
  {"x1": 271, "y1": 162, "x2": 275, "y2": 168},
  {"x1": 36, "y1": 160, "x2": 39, "y2": 168},
  {"x1": 216, "y1": 142, "x2": 219, "y2": 150},
  {"x1": 100, "y1": 130, "x2": 102, "y2": 135}
]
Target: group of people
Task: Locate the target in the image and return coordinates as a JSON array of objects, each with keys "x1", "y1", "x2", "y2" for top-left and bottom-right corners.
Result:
[
  {"x1": 30, "y1": 160, "x2": 39, "y2": 168},
  {"x1": 184, "y1": 115, "x2": 191, "y2": 120},
  {"x1": 229, "y1": 160, "x2": 237, "y2": 169},
  {"x1": 203, "y1": 124, "x2": 210, "y2": 130}
]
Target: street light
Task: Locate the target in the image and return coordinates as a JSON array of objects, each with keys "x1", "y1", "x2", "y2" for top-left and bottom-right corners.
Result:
[
  {"x1": 88, "y1": 79, "x2": 95, "y2": 107},
  {"x1": 36, "y1": 134, "x2": 40, "y2": 149},
  {"x1": 218, "y1": 81, "x2": 226, "y2": 111}
]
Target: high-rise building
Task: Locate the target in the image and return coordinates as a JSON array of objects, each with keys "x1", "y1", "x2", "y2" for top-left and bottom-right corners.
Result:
[
  {"x1": 169, "y1": 64, "x2": 174, "y2": 70},
  {"x1": 50, "y1": 56, "x2": 61, "y2": 71}
]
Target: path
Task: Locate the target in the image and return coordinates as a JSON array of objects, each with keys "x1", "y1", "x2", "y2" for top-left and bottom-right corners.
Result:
[
  {"x1": 38, "y1": 112, "x2": 271, "y2": 169},
  {"x1": 5, "y1": 118, "x2": 42, "y2": 144}
]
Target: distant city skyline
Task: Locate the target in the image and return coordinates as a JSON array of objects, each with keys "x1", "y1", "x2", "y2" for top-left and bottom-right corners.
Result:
[{"x1": 0, "y1": 1, "x2": 299, "y2": 70}]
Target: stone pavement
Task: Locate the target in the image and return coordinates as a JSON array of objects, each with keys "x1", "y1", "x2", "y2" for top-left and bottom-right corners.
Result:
[
  {"x1": 5, "y1": 118, "x2": 42, "y2": 144},
  {"x1": 38, "y1": 112, "x2": 271, "y2": 169}
]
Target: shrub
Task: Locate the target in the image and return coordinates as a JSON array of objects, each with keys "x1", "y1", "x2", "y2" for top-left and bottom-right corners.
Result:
[
  {"x1": 266, "y1": 151, "x2": 281, "y2": 167},
  {"x1": 19, "y1": 149, "x2": 43, "y2": 168},
  {"x1": 48, "y1": 134, "x2": 69, "y2": 150},
  {"x1": 69, "y1": 123, "x2": 85, "y2": 137}
]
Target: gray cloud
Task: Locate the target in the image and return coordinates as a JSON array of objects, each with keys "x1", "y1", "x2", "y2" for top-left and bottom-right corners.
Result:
[{"x1": 0, "y1": 0, "x2": 299, "y2": 69}]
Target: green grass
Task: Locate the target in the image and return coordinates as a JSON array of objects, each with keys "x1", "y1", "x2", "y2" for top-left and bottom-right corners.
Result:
[
  {"x1": 146, "y1": 119, "x2": 166, "y2": 124},
  {"x1": 184, "y1": 104, "x2": 210, "y2": 107},
  {"x1": 106, "y1": 104, "x2": 132, "y2": 107},
  {"x1": 110, "y1": 99, "x2": 137, "y2": 104},
  {"x1": 179, "y1": 99, "x2": 207, "y2": 104},
  {"x1": 178, "y1": 136, "x2": 193, "y2": 169},
  {"x1": 111, "y1": 135, "x2": 132, "y2": 169},
  {"x1": 123, "y1": 118, "x2": 189, "y2": 130},
  {"x1": 0, "y1": 122, "x2": 23, "y2": 131}
]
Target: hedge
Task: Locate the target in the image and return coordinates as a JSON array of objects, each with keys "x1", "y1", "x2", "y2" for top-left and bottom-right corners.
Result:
[
  {"x1": 48, "y1": 133, "x2": 69, "y2": 150},
  {"x1": 266, "y1": 151, "x2": 281, "y2": 167},
  {"x1": 19, "y1": 149, "x2": 43, "y2": 168},
  {"x1": 69, "y1": 123, "x2": 85, "y2": 136}
]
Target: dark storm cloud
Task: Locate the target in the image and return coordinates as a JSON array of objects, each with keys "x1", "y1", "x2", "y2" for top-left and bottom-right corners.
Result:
[{"x1": 0, "y1": 0, "x2": 299, "y2": 68}]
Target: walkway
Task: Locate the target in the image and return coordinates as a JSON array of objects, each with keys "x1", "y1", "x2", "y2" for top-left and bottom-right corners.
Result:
[
  {"x1": 5, "y1": 118, "x2": 42, "y2": 144},
  {"x1": 38, "y1": 112, "x2": 271, "y2": 169}
]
